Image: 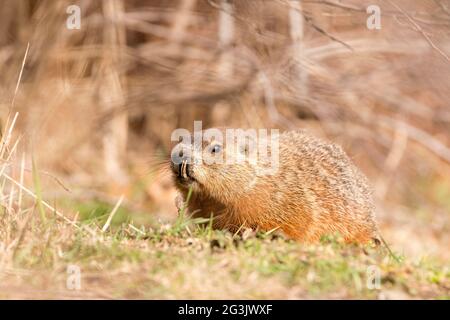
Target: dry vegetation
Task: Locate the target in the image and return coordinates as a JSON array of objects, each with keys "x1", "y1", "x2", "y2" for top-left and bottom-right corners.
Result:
[{"x1": 0, "y1": 0, "x2": 449, "y2": 299}]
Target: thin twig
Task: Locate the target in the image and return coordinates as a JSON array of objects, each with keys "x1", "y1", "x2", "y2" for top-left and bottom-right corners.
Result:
[
  {"x1": 102, "y1": 194, "x2": 124, "y2": 232},
  {"x1": 379, "y1": 116, "x2": 450, "y2": 164},
  {"x1": 11, "y1": 42, "x2": 30, "y2": 109},
  {"x1": 389, "y1": 0, "x2": 450, "y2": 62}
]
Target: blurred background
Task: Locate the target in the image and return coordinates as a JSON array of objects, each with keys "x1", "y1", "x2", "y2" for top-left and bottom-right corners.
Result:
[{"x1": 0, "y1": 0, "x2": 449, "y2": 259}]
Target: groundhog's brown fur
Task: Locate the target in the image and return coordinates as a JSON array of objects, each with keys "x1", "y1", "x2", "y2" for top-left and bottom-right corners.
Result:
[{"x1": 170, "y1": 129, "x2": 378, "y2": 243}]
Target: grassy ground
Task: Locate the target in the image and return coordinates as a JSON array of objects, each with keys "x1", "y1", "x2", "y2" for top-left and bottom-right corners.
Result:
[{"x1": 0, "y1": 200, "x2": 448, "y2": 299}]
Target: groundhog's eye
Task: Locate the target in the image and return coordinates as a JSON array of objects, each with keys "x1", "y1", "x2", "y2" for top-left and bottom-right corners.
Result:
[{"x1": 210, "y1": 144, "x2": 222, "y2": 154}]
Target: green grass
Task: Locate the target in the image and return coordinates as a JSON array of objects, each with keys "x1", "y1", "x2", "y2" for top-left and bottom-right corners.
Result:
[{"x1": 0, "y1": 203, "x2": 448, "y2": 299}]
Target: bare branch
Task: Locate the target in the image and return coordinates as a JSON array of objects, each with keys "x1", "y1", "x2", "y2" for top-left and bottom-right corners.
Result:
[{"x1": 389, "y1": 0, "x2": 450, "y2": 62}]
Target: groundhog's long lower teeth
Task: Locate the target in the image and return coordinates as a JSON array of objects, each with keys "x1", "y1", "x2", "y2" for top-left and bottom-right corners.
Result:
[{"x1": 181, "y1": 160, "x2": 188, "y2": 179}]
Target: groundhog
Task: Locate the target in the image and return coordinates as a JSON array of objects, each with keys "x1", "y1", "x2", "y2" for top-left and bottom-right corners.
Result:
[{"x1": 170, "y1": 128, "x2": 378, "y2": 243}]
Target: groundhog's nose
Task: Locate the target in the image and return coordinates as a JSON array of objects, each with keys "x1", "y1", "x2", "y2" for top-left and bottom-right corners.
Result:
[{"x1": 171, "y1": 147, "x2": 192, "y2": 180}]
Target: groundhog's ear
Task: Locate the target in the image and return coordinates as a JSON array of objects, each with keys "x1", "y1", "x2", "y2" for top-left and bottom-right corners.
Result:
[
  {"x1": 238, "y1": 136, "x2": 258, "y2": 155},
  {"x1": 238, "y1": 142, "x2": 248, "y2": 155},
  {"x1": 203, "y1": 128, "x2": 224, "y2": 145}
]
